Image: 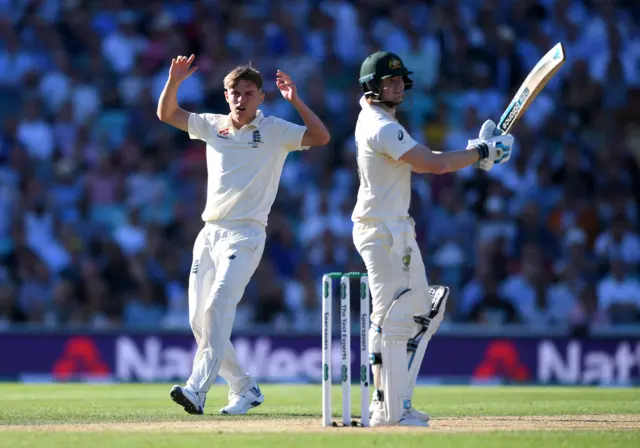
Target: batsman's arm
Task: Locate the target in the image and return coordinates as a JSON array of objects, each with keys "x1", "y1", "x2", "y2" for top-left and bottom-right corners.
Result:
[
  {"x1": 156, "y1": 80, "x2": 191, "y2": 132},
  {"x1": 291, "y1": 98, "x2": 331, "y2": 146},
  {"x1": 400, "y1": 143, "x2": 481, "y2": 175}
]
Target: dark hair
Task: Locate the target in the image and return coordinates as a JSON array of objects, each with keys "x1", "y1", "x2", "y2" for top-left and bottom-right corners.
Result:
[{"x1": 223, "y1": 66, "x2": 263, "y2": 91}]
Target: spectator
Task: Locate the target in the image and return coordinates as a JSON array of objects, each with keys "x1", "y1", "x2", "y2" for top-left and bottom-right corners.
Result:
[
  {"x1": 596, "y1": 258, "x2": 640, "y2": 324},
  {"x1": 0, "y1": 0, "x2": 636, "y2": 332},
  {"x1": 44, "y1": 279, "x2": 80, "y2": 327},
  {"x1": 476, "y1": 194, "x2": 517, "y2": 249},
  {"x1": 102, "y1": 12, "x2": 148, "y2": 75},
  {"x1": 546, "y1": 264, "x2": 587, "y2": 326},
  {"x1": 16, "y1": 98, "x2": 54, "y2": 161},
  {"x1": 113, "y1": 208, "x2": 147, "y2": 256},
  {"x1": 252, "y1": 260, "x2": 287, "y2": 329},
  {"x1": 18, "y1": 255, "x2": 53, "y2": 323},
  {"x1": 594, "y1": 214, "x2": 640, "y2": 267},
  {"x1": 468, "y1": 274, "x2": 520, "y2": 325},
  {"x1": 512, "y1": 201, "x2": 559, "y2": 261},
  {"x1": 39, "y1": 52, "x2": 73, "y2": 114},
  {"x1": 499, "y1": 245, "x2": 548, "y2": 325},
  {"x1": 459, "y1": 264, "x2": 492, "y2": 319},
  {"x1": 123, "y1": 281, "x2": 165, "y2": 328},
  {"x1": 284, "y1": 262, "x2": 319, "y2": 332},
  {"x1": 551, "y1": 144, "x2": 596, "y2": 197},
  {"x1": 556, "y1": 227, "x2": 599, "y2": 283},
  {"x1": 268, "y1": 224, "x2": 302, "y2": 279},
  {"x1": 0, "y1": 32, "x2": 34, "y2": 87},
  {"x1": 0, "y1": 282, "x2": 24, "y2": 328}
]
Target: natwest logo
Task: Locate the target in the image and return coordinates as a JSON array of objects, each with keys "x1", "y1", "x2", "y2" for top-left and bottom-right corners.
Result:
[
  {"x1": 538, "y1": 340, "x2": 640, "y2": 385},
  {"x1": 234, "y1": 337, "x2": 322, "y2": 379},
  {"x1": 473, "y1": 340, "x2": 530, "y2": 381},
  {"x1": 116, "y1": 337, "x2": 195, "y2": 381},
  {"x1": 115, "y1": 336, "x2": 324, "y2": 382},
  {"x1": 53, "y1": 336, "x2": 110, "y2": 379}
]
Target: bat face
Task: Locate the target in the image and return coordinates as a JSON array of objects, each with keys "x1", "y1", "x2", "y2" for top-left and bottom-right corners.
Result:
[{"x1": 497, "y1": 42, "x2": 566, "y2": 134}]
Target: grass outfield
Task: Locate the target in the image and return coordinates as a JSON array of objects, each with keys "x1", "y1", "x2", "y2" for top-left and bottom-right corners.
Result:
[{"x1": 0, "y1": 384, "x2": 638, "y2": 447}]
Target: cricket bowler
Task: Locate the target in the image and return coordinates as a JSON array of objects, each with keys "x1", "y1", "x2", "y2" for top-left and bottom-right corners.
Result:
[
  {"x1": 157, "y1": 55, "x2": 330, "y2": 415},
  {"x1": 352, "y1": 51, "x2": 514, "y2": 426}
]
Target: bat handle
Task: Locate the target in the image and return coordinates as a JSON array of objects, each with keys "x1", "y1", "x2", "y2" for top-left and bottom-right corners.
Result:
[{"x1": 494, "y1": 126, "x2": 505, "y2": 136}]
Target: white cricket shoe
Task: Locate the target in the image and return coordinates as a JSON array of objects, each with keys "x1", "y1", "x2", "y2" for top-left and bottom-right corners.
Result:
[
  {"x1": 369, "y1": 398, "x2": 384, "y2": 415},
  {"x1": 170, "y1": 385, "x2": 206, "y2": 415},
  {"x1": 369, "y1": 399, "x2": 430, "y2": 424},
  {"x1": 399, "y1": 410, "x2": 429, "y2": 427},
  {"x1": 370, "y1": 409, "x2": 428, "y2": 427},
  {"x1": 407, "y1": 407, "x2": 430, "y2": 423},
  {"x1": 220, "y1": 383, "x2": 264, "y2": 415},
  {"x1": 369, "y1": 397, "x2": 385, "y2": 426},
  {"x1": 370, "y1": 405, "x2": 386, "y2": 427}
]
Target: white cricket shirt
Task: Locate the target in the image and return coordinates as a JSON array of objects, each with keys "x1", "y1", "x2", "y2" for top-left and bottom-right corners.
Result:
[
  {"x1": 188, "y1": 110, "x2": 308, "y2": 225},
  {"x1": 352, "y1": 96, "x2": 418, "y2": 222}
]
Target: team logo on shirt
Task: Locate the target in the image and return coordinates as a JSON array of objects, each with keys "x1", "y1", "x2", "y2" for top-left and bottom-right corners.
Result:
[
  {"x1": 217, "y1": 128, "x2": 231, "y2": 139},
  {"x1": 398, "y1": 130, "x2": 404, "y2": 141},
  {"x1": 250, "y1": 130, "x2": 262, "y2": 148}
]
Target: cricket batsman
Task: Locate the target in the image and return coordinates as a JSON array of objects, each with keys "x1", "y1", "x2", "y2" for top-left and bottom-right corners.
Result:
[
  {"x1": 157, "y1": 55, "x2": 330, "y2": 415},
  {"x1": 352, "y1": 51, "x2": 513, "y2": 426}
]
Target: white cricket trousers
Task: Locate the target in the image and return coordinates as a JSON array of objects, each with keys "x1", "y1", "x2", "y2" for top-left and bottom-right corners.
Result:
[
  {"x1": 186, "y1": 220, "x2": 266, "y2": 394},
  {"x1": 353, "y1": 218, "x2": 432, "y2": 422},
  {"x1": 352, "y1": 218, "x2": 431, "y2": 330}
]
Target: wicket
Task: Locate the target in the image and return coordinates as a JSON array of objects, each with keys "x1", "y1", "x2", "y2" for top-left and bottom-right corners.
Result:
[{"x1": 321, "y1": 272, "x2": 371, "y2": 427}]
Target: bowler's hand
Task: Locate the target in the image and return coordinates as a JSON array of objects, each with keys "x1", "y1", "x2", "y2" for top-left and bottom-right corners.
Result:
[
  {"x1": 276, "y1": 70, "x2": 299, "y2": 103},
  {"x1": 169, "y1": 54, "x2": 198, "y2": 84}
]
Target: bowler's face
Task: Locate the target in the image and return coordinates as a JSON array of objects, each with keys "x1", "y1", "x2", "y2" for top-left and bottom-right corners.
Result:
[{"x1": 225, "y1": 80, "x2": 264, "y2": 120}]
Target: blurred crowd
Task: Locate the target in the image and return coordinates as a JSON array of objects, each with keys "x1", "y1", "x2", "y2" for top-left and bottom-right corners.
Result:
[{"x1": 0, "y1": 0, "x2": 640, "y2": 332}]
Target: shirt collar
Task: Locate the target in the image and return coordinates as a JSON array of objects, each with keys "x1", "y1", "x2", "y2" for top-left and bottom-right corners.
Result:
[
  {"x1": 247, "y1": 110, "x2": 264, "y2": 128},
  {"x1": 227, "y1": 110, "x2": 265, "y2": 130},
  {"x1": 359, "y1": 96, "x2": 396, "y2": 121}
]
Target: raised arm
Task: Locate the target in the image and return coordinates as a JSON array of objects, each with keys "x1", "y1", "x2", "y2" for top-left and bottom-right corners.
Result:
[
  {"x1": 276, "y1": 70, "x2": 330, "y2": 146},
  {"x1": 157, "y1": 54, "x2": 199, "y2": 132}
]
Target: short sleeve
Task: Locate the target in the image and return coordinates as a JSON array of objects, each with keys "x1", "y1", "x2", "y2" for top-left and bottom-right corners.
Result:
[
  {"x1": 188, "y1": 113, "x2": 219, "y2": 141},
  {"x1": 272, "y1": 117, "x2": 309, "y2": 152},
  {"x1": 372, "y1": 122, "x2": 417, "y2": 160}
]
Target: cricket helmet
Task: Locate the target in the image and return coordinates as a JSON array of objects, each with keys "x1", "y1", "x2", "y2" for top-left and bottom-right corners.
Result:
[{"x1": 359, "y1": 51, "x2": 414, "y2": 100}]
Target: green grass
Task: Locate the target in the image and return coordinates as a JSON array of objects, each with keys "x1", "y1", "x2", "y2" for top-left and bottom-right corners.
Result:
[
  {"x1": 0, "y1": 384, "x2": 638, "y2": 447},
  {"x1": 3, "y1": 431, "x2": 640, "y2": 448}
]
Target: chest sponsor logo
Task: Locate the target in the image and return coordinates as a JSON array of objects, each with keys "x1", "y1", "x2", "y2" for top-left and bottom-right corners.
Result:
[{"x1": 217, "y1": 128, "x2": 231, "y2": 139}]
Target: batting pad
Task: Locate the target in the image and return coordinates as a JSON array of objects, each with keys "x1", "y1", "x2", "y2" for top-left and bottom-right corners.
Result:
[
  {"x1": 380, "y1": 336, "x2": 412, "y2": 424},
  {"x1": 379, "y1": 294, "x2": 416, "y2": 424},
  {"x1": 406, "y1": 286, "x2": 449, "y2": 397}
]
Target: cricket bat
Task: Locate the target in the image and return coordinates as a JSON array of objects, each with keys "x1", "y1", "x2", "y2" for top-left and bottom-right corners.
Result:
[{"x1": 496, "y1": 42, "x2": 566, "y2": 134}]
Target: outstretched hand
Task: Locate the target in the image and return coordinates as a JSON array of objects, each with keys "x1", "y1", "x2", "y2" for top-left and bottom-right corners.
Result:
[
  {"x1": 276, "y1": 70, "x2": 299, "y2": 103},
  {"x1": 169, "y1": 54, "x2": 198, "y2": 83}
]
